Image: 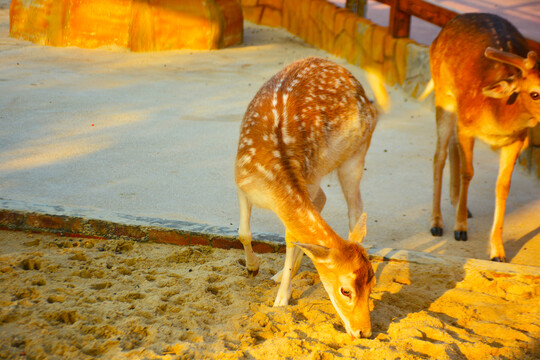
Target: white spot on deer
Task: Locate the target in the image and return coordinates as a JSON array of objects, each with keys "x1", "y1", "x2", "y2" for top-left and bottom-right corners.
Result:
[
  {"x1": 290, "y1": 158, "x2": 301, "y2": 168},
  {"x1": 287, "y1": 79, "x2": 299, "y2": 92},
  {"x1": 282, "y1": 121, "x2": 295, "y2": 145},
  {"x1": 256, "y1": 163, "x2": 275, "y2": 181},
  {"x1": 272, "y1": 150, "x2": 281, "y2": 158},
  {"x1": 307, "y1": 210, "x2": 316, "y2": 223},
  {"x1": 270, "y1": 133, "x2": 278, "y2": 146},
  {"x1": 237, "y1": 177, "x2": 252, "y2": 187},
  {"x1": 284, "y1": 184, "x2": 293, "y2": 195},
  {"x1": 283, "y1": 133, "x2": 295, "y2": 145},
  {"x1": 237, "y1": 153, "x2": 253, "y2": 166},
  {"x1": 281, "y1": 93, "x2": 289, "y2": 129},
  {"x1": 272, "y1": 108, "x2": 280, "y2": 128}
]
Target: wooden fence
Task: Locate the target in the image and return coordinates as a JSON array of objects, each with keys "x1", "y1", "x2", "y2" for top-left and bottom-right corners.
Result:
[{"x1": 354, "y1": 0, "x2": 540, "y2": 54}]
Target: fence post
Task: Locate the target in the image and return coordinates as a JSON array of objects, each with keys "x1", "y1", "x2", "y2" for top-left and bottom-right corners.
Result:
[
  {"x1": 389, "y1": 0, "x2": 411, "y2": 38},
  {"x1": 345, "y1": 0, "x2": 367, "y2": 17}
]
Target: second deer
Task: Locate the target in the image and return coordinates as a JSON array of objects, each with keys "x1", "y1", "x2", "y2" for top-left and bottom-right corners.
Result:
[
  {"x1": 235, "y1": 57, "x2": 379, "y2": 338},
  {"x1": 426, "y1": 13, "x2": 540, "y2": 261}
]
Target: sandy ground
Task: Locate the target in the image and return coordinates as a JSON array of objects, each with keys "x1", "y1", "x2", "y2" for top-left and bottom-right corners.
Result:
[
  {"x1": 0, "y1": 230, "x2": 539, "y2": 359},
  {"x1": 0, "y1": 2, "x2": 539, "y2": 265}
]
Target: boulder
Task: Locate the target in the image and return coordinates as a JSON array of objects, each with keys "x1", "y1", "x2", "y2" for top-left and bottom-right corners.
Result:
[{"x1": 9, "y1": 0, "x2": 243, "y2": 51}]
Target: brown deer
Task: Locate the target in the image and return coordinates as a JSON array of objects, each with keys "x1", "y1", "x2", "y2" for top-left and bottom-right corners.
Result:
[
  {"x1": 426, "y1": 13, "x2": 540, "y2": 262},
  {"x1": 235, "y1": 57, "x2": 378, "y2": 338}
]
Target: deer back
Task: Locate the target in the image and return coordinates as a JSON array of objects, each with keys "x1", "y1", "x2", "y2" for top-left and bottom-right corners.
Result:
[{"x1": 235, "y1": 57, "x2": 377, "y2": 225}]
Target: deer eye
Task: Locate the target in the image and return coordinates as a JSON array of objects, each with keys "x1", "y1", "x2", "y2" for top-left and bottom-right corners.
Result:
[
  {"x1": 340, "y1": 288, "x2": 352, "y2": 298},
  {"x1": 531, "y1": 92, "x2": 540, "y2": 100}
]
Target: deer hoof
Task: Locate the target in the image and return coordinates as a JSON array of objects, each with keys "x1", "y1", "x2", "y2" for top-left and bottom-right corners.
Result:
[
  {"x1": 454, "y1": 231, "x2": 468, "y2": 241},
  {"x1": 491, "y1": 256, "x2": 506, "y2": 263},
  {"x1": 430, "y1": 227, "x2": 443, "y2": 237},
  {"x1": 247, "y1": 268, "x2": 259, "y2": 277}
]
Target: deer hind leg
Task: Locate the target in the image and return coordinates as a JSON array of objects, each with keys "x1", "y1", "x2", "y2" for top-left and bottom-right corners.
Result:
[
  {"x1": 237, "y1": 189, "x2": 260, "y2": 276},
  {"x1": 449, "y1": 133, "x2": 473, "y2": 219},
  {"x1": 338, "y1": 143, "x2": 369, "y2": 234},
  {"x1": 431, "y1": 106, "x2": 456, "y2": 237},
  {"x1": 271, "y1": 184, "x2": 326, "y2": 284},
  {"x1": 448, "y1": 132, "x2": 460, "y2": 208},
  {"x1": 454, "y1": 131, "x2": 475, "y2": 241},
  {"x1": 489, "y1": 140, "x2": 524, "y2": 262}
]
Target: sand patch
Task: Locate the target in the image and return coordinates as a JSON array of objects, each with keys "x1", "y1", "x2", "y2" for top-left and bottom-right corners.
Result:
[{"x1": 0, "y1": 230, "x2": 539, "y2": 359}]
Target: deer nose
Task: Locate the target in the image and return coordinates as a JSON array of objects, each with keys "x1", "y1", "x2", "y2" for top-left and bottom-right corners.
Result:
[
  {"x1": 357, "y1": 328, "x2": 372, "y2": 339},
  {"x1": 350, "y1": 328, "x2": 372, "y2": 340}
]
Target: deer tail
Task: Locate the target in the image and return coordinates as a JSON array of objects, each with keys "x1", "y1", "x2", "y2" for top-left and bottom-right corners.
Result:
[{"x1": 418, "y1": 79, "x2": 434, "y2": 101}]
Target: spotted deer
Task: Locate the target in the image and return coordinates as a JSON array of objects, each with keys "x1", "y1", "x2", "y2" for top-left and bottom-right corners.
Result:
[
  {"x1": 235, "y1": 57, "x2": 378, "y2": 338},
  {"x1": 425, "y1": 13, "x2": 540, "y2": 261}
]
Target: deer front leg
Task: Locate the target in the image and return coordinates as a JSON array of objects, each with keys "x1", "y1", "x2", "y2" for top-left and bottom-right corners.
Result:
[
  {"x1": 274, "y1": 233, "x2": 302, "y2": 307},
  {"x1": 489, "y1": 139, "x2": 524, "y2": 262},
  {"x1": 454, "y1": 133, "x2": 475, "y2": 241},
  {"x1": 431, "y1": 107, "x2": 455, "y2": 236},
  {"x1": 237, "y1": 189, "x2": 259, "y2": 276},
  {"x1": 272, "y1": 184, "x2": 325, "y2": 283}
]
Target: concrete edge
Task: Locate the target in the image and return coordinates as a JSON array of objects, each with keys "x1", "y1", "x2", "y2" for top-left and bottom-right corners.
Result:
[{"x1": 1, "y1": 200, "x2": 539, "y2": 278}]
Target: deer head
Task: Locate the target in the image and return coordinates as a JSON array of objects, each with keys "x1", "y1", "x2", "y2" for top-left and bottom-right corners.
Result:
[
  {"x1": 294, "y1": 214, "x2": 374, "y2": 339},
  {"x1": 482, "y1": 48, "x2": 540, "y2": 127}
]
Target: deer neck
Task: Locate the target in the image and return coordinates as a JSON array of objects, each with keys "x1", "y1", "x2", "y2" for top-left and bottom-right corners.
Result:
[{"x1": 275, "y1": 193, "x2": 344, "y2": 249}]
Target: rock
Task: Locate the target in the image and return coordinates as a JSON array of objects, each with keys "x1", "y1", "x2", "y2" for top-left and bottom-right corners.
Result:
[{"x1": 9, "y1": 0, "x2": 243, "y2": 51}]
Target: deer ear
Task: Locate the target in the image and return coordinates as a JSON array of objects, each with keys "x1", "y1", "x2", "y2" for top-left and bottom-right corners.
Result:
[
  {"x1": 349, "y1": 213, "x2": 367, "y2": 244},
  {"x1": 293, "y1": 242, "x2": 333, "y2": 265},
  {"x1": 482, "y1": 78, "x2": 519, "y2": 99}
]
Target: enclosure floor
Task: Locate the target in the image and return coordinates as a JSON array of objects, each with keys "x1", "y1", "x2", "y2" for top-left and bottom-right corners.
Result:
[
  {"x1": 1, "y1": 2, "x2": 539, "y2": 265},
  {"x1": 0, "y1": 230, "x2": 539, "y2": 359}
]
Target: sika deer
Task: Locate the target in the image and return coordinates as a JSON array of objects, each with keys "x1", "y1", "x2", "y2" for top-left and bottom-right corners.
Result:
[
  {"x1": 427, "y1": 13, "x2": 540, "y2": 261},
  {"x1": 235, "y1": 57, "x2": 377, "y2": 338}
]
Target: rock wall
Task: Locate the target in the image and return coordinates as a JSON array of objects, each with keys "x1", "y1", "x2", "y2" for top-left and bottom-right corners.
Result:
[{"x1": 240, "y1": 0, "x2": 431, "y2": 97}]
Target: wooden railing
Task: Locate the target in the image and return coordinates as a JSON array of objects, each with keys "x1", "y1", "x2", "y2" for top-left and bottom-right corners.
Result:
[{"x1": 367, "y1": 0, "x2": 540, "y2": 54}]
